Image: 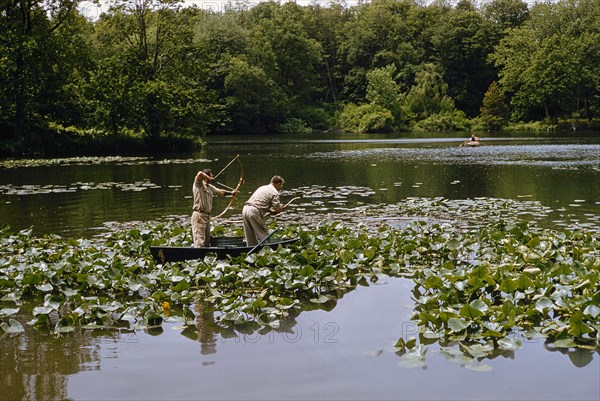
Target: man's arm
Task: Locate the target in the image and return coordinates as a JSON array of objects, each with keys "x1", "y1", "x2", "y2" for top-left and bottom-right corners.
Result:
[
  {"x1": 269, "y1": 194, "x2": 283, "y2": 214},
  {"x1": 195, "y1": 171, "x2": 210, "y2": 184},
  {"x1": 208, "y1": 183, "x2": 237, "y2": 197}
]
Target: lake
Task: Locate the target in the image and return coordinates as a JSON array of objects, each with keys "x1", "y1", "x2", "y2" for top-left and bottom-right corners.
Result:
[{"x1": 1, "y1": 132, "x2": 599, "y2": 400}]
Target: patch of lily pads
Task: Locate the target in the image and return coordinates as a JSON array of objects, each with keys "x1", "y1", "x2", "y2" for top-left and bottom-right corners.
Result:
[
  {"x1": 0, "y1": 197, "x2": 598, "y2": 369},
  {"x1": 0, "y1": 156, "x2": 213, "y2": 169}
]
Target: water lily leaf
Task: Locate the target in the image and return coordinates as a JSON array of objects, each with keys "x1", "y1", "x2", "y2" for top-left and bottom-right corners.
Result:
[
  {"x1": 583, "y1": 304, "x2": 600, "y2": 318},
  {"x1": 35, "y1": 283, "x2": 53, "y2": 292},
  {"x1": 394, "y1": 336, "x2": 416, "y2": 350},
  {"x1": 497, "y1": 337, "x2": 522, "y2": 351},
  {"x1": 470, "y1": 299, "x2": 489, "y2": 313},
  {"x1": 55, "y1": 317, "x2": 76, "y2": 333},
  {"x1": 523, "y1": 267, "x2": 541, "y2": 277},
  {"x1": 173, "y1": 279, "x2": 190, "y2": 293},
  {"x1": 446, "y1": 239, "x2": 462, "y2": 250},
  {"x1": 459, "y1": 343, "x2": 490, "y2": 358},
  {"x1": 460, "y1": 303, "x2": 484, "y2": 319},
  {"x1": 310, "y1": 295, "x2": 330, "y2": 304},
  {"x1": 527, "y1": 237, "x2": 540, "y2": 248},
  {"x1": 499, "y1": 278, "x2": 518, "y2": 293},
  {"x1": 553, "y1": 337, "x2": 577, "y2": 349},
  {"x1": 448, "y1": 317, "x2": 469, "y2": 332},
  {"x1": 33, "y1": 306, "x2": 54, "y2": 315},
  {"x1": 524, "y1": 252, "x2": 543, "y2": 263},
  {"x1": 0, "y1": 308, "x2": 19, "y2": 317},
  {"x1": 568, "y1": 312, "x2": 592, "y2": 337},
  {"x1": 22, "y1": 273, "x2": 42, "y2": 285},
  {"x1": 0, "y1": 319, "x2": 25, "y2": 334},
  {"x1": 419, "y1": 311, "x2": 439, "y2": 325},
  {"x1": 338, "y1": 249, "x2": 354, "y2": 264},
  {"x1": 516, "y1": 274, "x2": 534, "y2": 291},
  {"x1": 437, "y1": 347, "x2": 472, "y2": 364},
  {"x1": 535, "y1": 297, "x2": 554, "y2": 313},
  {"x1": 298, "y1": 265, "x2": 316, "y2": 277},
  {"x1": 425, "y1": 276, "x2": 444, "y2": 289}
]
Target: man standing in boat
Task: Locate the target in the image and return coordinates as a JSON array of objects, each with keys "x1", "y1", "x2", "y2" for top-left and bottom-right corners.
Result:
[
  {"x1": 242, "y1": 175, "x2": 285, "y2": 246},
  {"x1": 192, "y1": 169, "x2": 237, "y2": 247}
]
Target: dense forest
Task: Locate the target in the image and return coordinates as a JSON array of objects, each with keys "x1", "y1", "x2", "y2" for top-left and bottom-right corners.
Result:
[{"x1": 0, "y1": 0, "x2": 599, "y2": 155}]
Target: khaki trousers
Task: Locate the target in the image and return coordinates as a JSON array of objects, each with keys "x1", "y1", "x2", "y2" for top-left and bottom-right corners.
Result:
[
  {"x1": 191, "y1": 211, "x2": 211, "y2": 247},
  {"x1": 242, "y1": 205, "x2": 268, "y2": 246}
]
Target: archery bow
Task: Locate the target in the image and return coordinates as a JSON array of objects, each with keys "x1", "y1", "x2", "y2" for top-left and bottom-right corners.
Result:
[
  {"x1": 268, "y1": 196, "x2": 301, "y2": 215},
  {"x1": 282, "y1": 197, "x2": 301, "y2": 209},
  {"x1": 213, "y1": 155, "x2": 244, "y2": 218},
  {"x1": 213, "y1": 154, "x2": 240, "y2": 180}
]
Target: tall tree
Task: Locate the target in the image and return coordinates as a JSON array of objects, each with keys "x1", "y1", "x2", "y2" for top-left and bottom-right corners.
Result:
[
  {"x1": 366, "y1": 64, "x2": 405, "y2": 127},
  {"x1": 479, "y1": 81, "x2": 508, "y2": 130},
  {"x1": 405, "y1": 62, "x2": 455, "y2": 119},
  {"x1": 482, "y1": 0, "x2": 529, "y2": 31},
  {"x1": 0, "y1": 0, "x2": 81, "y2": 140},
  {"x1": 338, "y1": 0, "x2": 420, "y2": 102},
  {"x1": 490, "y1": 0, "x2": 598, "y2": 122},
  {"x1": 431, "y1": 0, "x2": 498, "y2": 117}
]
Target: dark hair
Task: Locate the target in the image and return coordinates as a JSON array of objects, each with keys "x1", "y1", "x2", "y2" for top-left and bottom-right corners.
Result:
[
  {"x1": 202, "y1": 169, "x2": 214, "y2": 177},
  {"x1": 270, "y1": 175, "x2": 284, "y2": 185}
]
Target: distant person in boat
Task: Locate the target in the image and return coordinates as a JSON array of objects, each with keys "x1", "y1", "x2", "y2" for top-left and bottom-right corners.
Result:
[
  {"x1": 460, "y1": 135, "x2": 480, "y2": 147},
  {"x1": 192, "y1": 169, "x2": 238, "y2": 247},
  {"x1": 242, "y1": 175, "x2": 285, "y2": 246}
]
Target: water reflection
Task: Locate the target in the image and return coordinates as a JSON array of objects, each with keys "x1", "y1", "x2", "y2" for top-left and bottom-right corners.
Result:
[
  {"x1": 180, "y1": 302, "x2": 218, "y2": 355},
  {"x1": 544, "y1": 340, "x2": 597, "y2": 368},
  {"x1": 0, "y1": 317, "x2": 102, "y2": 401},
  {"x1": 178, "y1": 297, "x2": 340, "y2": 357},
  {"x1": 0, "y1": 137, "x2": 598, "y2": 237}
]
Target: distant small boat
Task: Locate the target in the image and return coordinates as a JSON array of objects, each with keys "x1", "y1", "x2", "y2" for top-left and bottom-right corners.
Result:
[
  {"x1": 460, "y1": 136, "x2": 481, "y2": 147},
  {"x1": 150, "y1": 236, "x2": 300, "y2": 263}
]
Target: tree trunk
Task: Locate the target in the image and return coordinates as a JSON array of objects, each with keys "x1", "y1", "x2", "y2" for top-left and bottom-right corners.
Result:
[{"x1": 584, "y1": 98, "x2": 592, "y2": 121}]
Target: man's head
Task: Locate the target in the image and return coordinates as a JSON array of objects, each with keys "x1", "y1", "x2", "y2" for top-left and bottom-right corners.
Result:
[
  {"x1": 271, "y1": 175, "x2": 284, "y2": 190},
  {"x1": 203, "y1": 169, "x2": 214, "y2": 181}
]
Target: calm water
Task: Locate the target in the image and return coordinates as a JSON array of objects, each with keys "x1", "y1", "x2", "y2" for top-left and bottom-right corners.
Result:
[{"x1": 1, "y1": 132, "x2": 599, "y2": 400}]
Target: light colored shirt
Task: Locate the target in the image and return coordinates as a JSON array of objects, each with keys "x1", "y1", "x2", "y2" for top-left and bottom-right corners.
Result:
[
  {"x1": 193, "y1": 181, "x2": 224, "y2": 214},
  {"x1": 245, "y1": 184, "x2": 281, "y2": 214}
]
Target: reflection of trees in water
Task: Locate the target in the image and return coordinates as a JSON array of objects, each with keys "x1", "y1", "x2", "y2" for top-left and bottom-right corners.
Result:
[{"x1": 0, "y1": 315, "x2": 104, "y2": 401}]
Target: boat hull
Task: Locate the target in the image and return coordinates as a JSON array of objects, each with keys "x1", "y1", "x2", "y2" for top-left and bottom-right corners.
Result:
[{"x1": 150, "y1": 236, "x2": 299, "y2": 263}]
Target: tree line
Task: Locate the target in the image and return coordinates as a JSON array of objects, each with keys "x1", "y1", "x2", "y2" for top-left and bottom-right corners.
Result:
[{"x1": 1, "y1": 0, "x2": 599, "y2": 154}]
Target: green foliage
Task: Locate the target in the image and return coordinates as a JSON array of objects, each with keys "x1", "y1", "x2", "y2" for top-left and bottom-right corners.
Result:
[
  {"x1": 412, "y1": 110, "x2": 471, "y2": 132},
  {"x1": 490, "y1": 0, "x2": 600, "y2": 123},
  {"x1": 338, "y1": 103, "x2": 394, "y2": 133},
  {"x1": 405, "y1": 63, "x2": 456, "y2": 120},
  {"x1": 366, "y1": 64, "x2": 406, "y2": 128},
  {"x1": 483, "y1": 0, "x2": 530, "y2": 31},
  {"x1": 223, "y1": 56, "x2": 289, "y2": 133},
  {"x1": 480, "y1": 81, "x2": 509, "y2": 130},
  {"x1": 277, "y1": 118, "x2": 312, "y2": 134},
  {"x1": 1, "y1": 0, "x2": 599, "y2": 148},
  {"x1": 431, "y1": 1, "x2": 498, "y2": 116}
]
